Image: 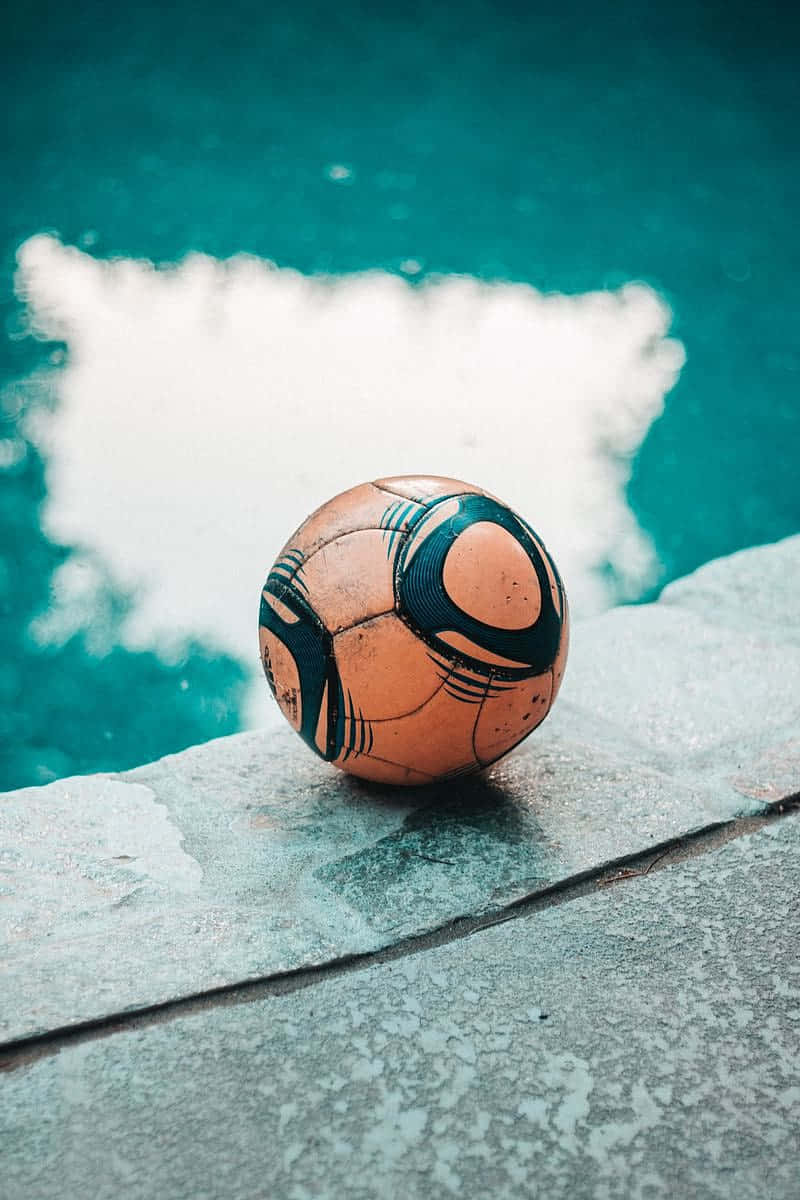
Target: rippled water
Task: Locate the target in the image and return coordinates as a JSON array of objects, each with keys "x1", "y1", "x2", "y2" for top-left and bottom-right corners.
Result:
[{"x1": 2, "y1": 0, "x2": 798, "y2": 790}]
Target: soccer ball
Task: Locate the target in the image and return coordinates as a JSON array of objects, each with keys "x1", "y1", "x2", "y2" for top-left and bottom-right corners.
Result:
[{"x1": 259, "y1": 475, "x2": 569, "y2": 786}]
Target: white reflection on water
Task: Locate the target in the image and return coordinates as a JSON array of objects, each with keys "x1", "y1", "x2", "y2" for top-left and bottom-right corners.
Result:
[{"x1": 16, "y1": 235, "x2": 684, "y2": 724}]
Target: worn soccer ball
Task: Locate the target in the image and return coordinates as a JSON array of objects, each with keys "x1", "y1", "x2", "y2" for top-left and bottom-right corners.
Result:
[{"x1": 259, "y1": 475, "x2": 569, "y2": 786}]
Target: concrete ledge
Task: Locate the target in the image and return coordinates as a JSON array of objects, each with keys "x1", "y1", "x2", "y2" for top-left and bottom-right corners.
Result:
[{"x1": 2, "y1": 536, "x2": 799, "y2": 1044}]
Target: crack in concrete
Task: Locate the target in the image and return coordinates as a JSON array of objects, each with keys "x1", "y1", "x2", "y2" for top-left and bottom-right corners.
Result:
[{"x1": 2, "y1": 791, "x2": 797, "y2": 1074}]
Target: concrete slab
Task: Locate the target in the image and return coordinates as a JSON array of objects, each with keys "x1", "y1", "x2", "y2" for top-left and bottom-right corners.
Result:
[
  {"x1": 2, "y1": 536, "x2": 798, "y2": 1044},
  {"x1": 551, "y1": 589, "x2": 800, "y2": 777},
  {"x1": 659, "y1": 533, "x2": 800, "y2": 641},
  {"x1": 549, "y1": 532, "x2": 800, "y2": 801},
  {"x1": 3, "y1": 814, "x2": 799, "y2": 1200},
  {"x1": 1, "y1": 728, "x2": 744, "y2": 1044}
]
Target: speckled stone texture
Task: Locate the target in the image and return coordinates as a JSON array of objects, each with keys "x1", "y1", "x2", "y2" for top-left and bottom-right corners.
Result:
[
  {"x1": 3, "y1": 815, "x2": 799, "y2": 1200},
  {"x1": 1, "y1": 536, "x2": 799, "y2": 1043}
]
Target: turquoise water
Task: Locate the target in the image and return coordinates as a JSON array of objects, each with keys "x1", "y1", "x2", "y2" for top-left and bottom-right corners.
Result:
[{"x1": 2, "y1": 0, "x2": 799, "y2": 790}]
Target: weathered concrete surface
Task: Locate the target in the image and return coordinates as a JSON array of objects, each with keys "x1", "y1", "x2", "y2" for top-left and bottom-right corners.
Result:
[
  {"x1": 552, "y1": 534, "x2": 800, "y2": 794},
  {"x1": 1, "y1": 732, "x2": 739, "y2": 1045},
  {"x1": 2, "y1": 536, "x2": 798, "y2": 1043},
  {"x1": 660, "y1": 534, "x2": 800, "y2": 641},
  {"x1": 3, "y1": 814, "x2": 799, "y2": 1200}
]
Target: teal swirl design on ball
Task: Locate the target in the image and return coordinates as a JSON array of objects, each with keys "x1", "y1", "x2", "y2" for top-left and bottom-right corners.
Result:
[
  {"x1": 395, "y1": 492, "x2": 564, "y2": 682},
  {"x1": 260, "y1": 483, "x2": 566, "y2": 767}
]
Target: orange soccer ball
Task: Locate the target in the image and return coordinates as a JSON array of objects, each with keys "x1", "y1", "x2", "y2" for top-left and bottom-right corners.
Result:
[{"x1": 259, "y1": 476, "x2": 569, "y2": 786}]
